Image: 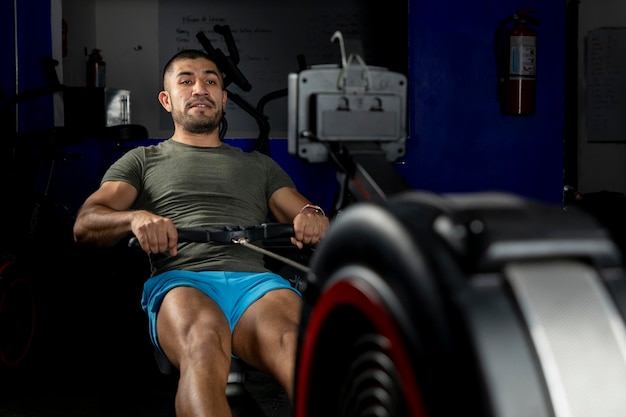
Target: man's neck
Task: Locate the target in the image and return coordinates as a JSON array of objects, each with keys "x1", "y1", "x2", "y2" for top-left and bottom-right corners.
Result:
[{"x1": 171, "y1": 131, "x2": 222, "y2": 147}]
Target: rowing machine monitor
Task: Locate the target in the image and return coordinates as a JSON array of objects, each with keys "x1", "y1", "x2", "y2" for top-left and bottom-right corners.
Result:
[{"x1": 287, "y1": 32, "x2": 412, "y2": 205}]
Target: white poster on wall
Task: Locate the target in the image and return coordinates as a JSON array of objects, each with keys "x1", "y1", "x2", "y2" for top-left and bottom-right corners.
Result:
[
  {"x1": 586, "y1": 28, "x2": 626, "y2": 142},
  {"x1": 158, "y1": 0, "x2": 369, "y2": 139}
]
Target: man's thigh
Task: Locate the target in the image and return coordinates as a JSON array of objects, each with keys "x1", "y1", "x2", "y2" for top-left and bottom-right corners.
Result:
[
  {"x1": 157, "y1": 286, "x2": 231, "y2": 363},
  {"x1": 232, "y1": 288, "x2": 302, "y2": 359}
]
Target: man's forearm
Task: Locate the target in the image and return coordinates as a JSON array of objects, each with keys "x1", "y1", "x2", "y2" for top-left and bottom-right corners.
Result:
[{"x1": 73, "y1": 204, "x2": 137, "y2": 247}]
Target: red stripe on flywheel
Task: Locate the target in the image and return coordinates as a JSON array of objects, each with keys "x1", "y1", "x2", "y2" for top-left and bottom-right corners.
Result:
[{"x1": 296, "y1": 279, "x2": 426, "y2": 417}]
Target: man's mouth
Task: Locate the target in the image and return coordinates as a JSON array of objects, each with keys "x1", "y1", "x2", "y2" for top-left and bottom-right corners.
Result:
[{"x1": 189, "y1": 100, "x2": 214, "y2": 109}]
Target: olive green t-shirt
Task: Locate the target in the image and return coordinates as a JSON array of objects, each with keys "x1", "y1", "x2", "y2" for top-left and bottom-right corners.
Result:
[{"x1": 102, "y1": 139, "x2": 296, "y2": 276}]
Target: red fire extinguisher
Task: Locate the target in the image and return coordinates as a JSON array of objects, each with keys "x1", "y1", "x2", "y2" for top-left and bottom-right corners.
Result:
[
  {"x1": 86, "y1": 48, "x2": 106, "y2": 88},
  {"x1": 495, "y1": 9, "x2": 541, "y2": 115}
]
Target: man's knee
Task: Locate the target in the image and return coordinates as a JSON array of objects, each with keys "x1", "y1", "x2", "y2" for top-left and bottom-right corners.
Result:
[
  {"x1": 165, "y1": 324, "x2": 231, "y2": 374},
  {"x1": 280, "y1": 326, "x2": 299, "y2": 355},
  {"x1": 190, "y1": 326, "x2": 230, "y2": 360}
]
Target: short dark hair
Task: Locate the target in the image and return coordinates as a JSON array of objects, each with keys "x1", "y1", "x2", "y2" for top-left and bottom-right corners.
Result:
[{"x1": 162, "y1": 49, "x2": 223, "y2": 86}]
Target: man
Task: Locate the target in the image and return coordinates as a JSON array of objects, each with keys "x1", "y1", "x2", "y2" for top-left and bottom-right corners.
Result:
[{"x1": 73, "y1": 49, "x2": 329, "y2": 417}]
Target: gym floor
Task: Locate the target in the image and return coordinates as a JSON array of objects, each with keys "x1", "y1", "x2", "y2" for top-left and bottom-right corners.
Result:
[{"x1": 0, "y1": 366, "x2": 289, "y2": 417}]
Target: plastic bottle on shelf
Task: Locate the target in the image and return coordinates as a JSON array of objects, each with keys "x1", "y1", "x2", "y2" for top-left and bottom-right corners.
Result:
[{"x1": 86, "y1": 48, "x2": 106, "y2": 88}]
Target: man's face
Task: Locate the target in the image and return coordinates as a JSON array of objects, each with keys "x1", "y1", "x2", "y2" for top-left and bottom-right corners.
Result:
[{"x1": 160, "y1": 57, "x2": 227, "y2": 134}]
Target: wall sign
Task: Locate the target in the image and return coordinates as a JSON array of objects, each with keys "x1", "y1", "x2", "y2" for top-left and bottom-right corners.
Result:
[
  {"x1": 586, "y1": 28, "x2": 626, "y2": 142},
  {"x1": 158, "y1": 0, "x2": 371, "y2": 138}
]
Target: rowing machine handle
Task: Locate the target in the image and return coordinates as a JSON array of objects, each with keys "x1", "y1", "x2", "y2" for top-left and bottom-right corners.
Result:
[{"x1": 128, "y1": 223, "x2": 295, "y2": 249}]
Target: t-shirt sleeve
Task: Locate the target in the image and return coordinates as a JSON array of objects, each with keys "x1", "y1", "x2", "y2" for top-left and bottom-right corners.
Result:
[
  {"x1": 260, "y1": 152, "x2": 296, "y2": 200},
  {"x1": 101, "y1": 147, "x2": 145, "y2": 193}
]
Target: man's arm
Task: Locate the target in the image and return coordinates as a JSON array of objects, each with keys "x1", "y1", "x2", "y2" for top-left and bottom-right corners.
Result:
[
  {"x1": 73, "y1": 181, "x2": 178, "y2": 255},
  {"x1": 269, "y1": 187, "x2": 329, "y2": 248}
]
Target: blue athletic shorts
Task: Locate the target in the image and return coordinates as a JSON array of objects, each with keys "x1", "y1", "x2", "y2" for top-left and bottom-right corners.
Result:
[{"x1": 141, "y1": 270, "x2": 301, "y2": 355}]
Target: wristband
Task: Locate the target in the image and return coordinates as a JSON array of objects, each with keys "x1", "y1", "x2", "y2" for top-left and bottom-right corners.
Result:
[{"x1": 299, "y1": 203, "x2": 326, "y2": 217}]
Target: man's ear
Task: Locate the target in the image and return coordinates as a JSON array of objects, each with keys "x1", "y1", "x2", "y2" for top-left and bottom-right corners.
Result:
[{"x1": 158, "y1": 90, "x2": 172, "y2": 112}]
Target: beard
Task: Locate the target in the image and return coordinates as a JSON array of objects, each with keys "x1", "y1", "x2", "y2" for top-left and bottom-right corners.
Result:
[{"x1": 173, "y1": 102, "x2": 223, "y2": 134}]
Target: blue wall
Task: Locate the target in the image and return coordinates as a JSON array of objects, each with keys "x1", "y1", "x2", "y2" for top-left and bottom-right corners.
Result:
[
  {"x1": 1, "y1": 0, "x2": 54, "y2": 132},
  {"x1": 0, "y1": 1, "x2": 15, "y2": 104},
  {"x1": 401, "y1": 0, "x2": 565, "y2": 204}
]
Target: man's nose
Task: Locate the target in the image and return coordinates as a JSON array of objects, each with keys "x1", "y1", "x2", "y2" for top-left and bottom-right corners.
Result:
[{"x1": 192, "y1": 81, "x2": 210, "y2": 95}]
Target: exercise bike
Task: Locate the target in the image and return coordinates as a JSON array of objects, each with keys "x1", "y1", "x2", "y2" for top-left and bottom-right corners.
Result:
[{"x1": 0, "y1": 254, "x2": 36, "y2": 370}]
